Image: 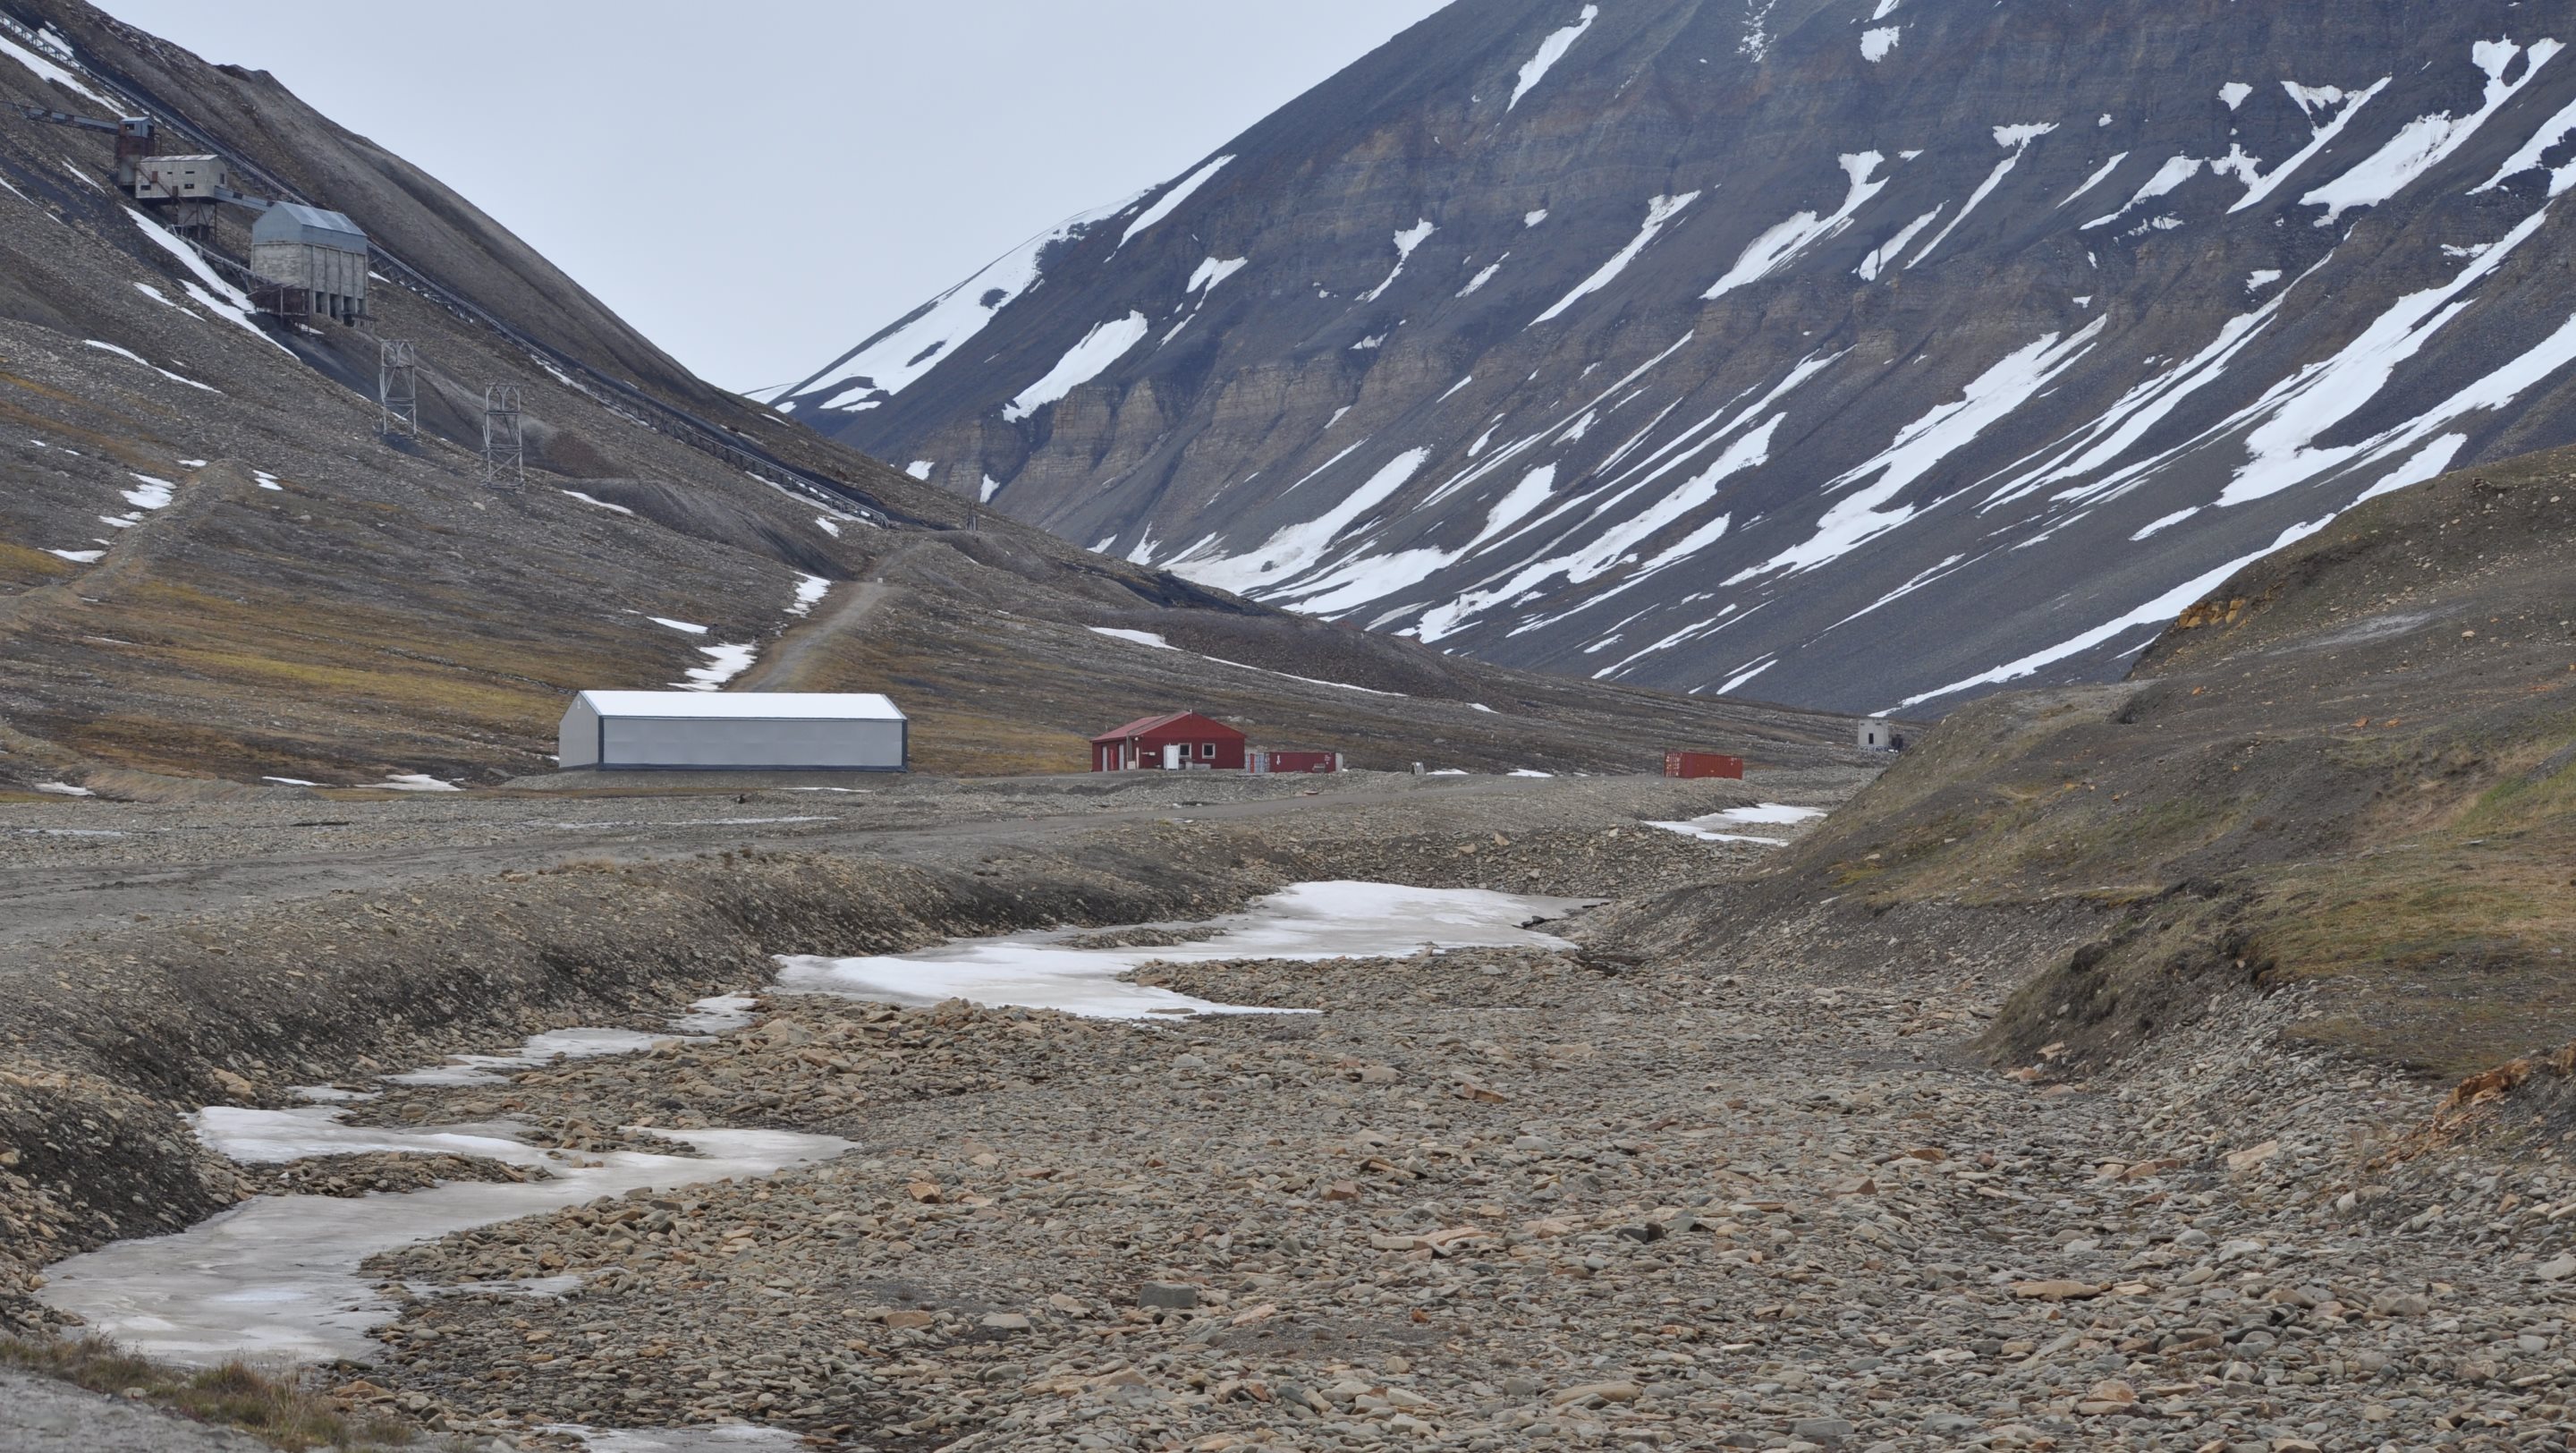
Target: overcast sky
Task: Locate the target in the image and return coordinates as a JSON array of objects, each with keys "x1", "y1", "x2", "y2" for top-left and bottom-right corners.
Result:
[{"x1": 100, "y1": 1, "x2": 1450, "y2": 394}]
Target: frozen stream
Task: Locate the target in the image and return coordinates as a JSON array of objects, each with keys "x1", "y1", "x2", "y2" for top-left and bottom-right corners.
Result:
[
  {"x1": 31, "y1": 881, "x2": 1587, "y2": 1440},
  {"x1": 38, "y1": 1115, "x2": 851, "y2": 1364},
  {"x1": 775, "y1": 879, "x2": 1595, "y2": 1017}
]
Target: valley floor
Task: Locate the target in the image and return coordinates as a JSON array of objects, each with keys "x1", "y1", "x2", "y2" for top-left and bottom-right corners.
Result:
[{"x1": 1, "y1": 770, "x2": 2570, "y2": 1453}]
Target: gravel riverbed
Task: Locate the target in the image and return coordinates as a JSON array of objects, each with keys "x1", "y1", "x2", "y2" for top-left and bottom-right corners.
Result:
[
  {"x1": 324, "y1": 934, "x2": 2576, "y2": 1451},
  {"x1": 13, "y1": 770, "x2": 2573, "y2": 1453}
]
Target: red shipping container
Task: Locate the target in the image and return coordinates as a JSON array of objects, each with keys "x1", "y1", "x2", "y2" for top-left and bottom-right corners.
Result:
[
  {"x1": 1664, "y1": 751, "x2": 1745, "y2": 780},
  {"x1": 1263, "y1": 750, "x2": 1342, "y2": 774}
]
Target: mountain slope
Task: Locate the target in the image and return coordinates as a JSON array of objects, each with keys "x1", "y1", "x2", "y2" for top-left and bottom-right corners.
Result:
[
  {"x1": 1631, "y1": 436, "x2": 2576, "y2": 1083},
  {"x1": 0, "y1": 0, "x2": 1859, "y2": 792},
  {"x1": 775, "y1": 0, "x2": 2576, "y2": 716}
]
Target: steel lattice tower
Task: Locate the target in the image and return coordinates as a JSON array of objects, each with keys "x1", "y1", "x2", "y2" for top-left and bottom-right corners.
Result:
[
  {"x1": 377, "y1": 339, "x2": 417, "y2": 440},
  {"x1": 481, "y1": 384, "x2": 523, "y2": 489}
]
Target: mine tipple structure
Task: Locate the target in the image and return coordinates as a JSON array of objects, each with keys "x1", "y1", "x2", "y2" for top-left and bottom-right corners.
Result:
[
  {"x1": 250, "y1": 203, "x2": 370, "y2": 324},
  {"x1": 127, "y1": 152, "x2": 227, "y2": 240},
  {"x1": 13, "y1": 100, "x2": 375, "y2": 321}
]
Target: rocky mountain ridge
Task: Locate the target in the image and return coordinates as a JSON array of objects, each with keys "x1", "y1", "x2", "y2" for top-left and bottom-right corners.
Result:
[{"x1": 775, "y1": 0, "x2": 2576, "y2": 715}]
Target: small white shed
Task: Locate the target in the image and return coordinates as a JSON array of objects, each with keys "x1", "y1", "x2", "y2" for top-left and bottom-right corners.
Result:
[{"x1": 559, "y1": 692, "x2": 908, "y2": 772}]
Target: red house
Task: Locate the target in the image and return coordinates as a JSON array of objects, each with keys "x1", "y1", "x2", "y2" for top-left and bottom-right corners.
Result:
[{"x1": 1090, "y1": 711, "x2": 1249, "y2": 772}]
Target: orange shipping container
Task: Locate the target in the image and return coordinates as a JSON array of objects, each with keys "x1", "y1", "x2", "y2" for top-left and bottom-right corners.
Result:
[{"x1": 1663, "y1": 751, "x2": 1745, "y2": 780}]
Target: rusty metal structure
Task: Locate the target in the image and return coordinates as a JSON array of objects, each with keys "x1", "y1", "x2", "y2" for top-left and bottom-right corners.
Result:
[
  {"x1": 481, "y1": 384, "x2": 524, "y2": 489},
  {"x1": 378, "y1": 339, "x2": 418, "y2": 440}
]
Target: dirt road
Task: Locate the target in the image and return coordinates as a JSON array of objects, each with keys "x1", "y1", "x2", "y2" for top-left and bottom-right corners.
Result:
[
  {"x1": 733, "y1": 580, "x2": 894, "y2": 692},
  {"x1": 0, "y1": 771, "x2": 1572, "y2": 955}
]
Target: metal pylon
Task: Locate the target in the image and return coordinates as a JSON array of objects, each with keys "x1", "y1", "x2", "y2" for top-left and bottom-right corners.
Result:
[
  {"x1": 377, "y1": 339, "x2": 417, "y2": 440},
  {"x1": 480, "y1": 384, "x2": 523, "y2": 489}
]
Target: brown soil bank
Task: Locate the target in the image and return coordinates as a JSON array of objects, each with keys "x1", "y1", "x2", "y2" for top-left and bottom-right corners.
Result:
[
  {"x1": 0, "y1": 773, "x2": 1820, "y2": 1331},
  {"x1": 1639, "y1": 446, "x2": 2576, "y2": 1084}
]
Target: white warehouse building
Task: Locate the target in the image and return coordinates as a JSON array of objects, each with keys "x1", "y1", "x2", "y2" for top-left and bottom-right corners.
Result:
[{"x1": 558, "y1": 692, "x2": 909, "y2": 772}]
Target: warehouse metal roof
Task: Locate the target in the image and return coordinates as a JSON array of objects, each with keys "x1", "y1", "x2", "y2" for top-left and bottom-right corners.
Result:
[
  {"x1": 572, "y1": 691, "x2": 907, "y2": 721},
  {"x1": 250, "y1": 202, "x2": 369, "y2": 252}
]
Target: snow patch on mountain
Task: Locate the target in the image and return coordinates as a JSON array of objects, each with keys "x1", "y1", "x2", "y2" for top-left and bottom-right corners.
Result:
[
  {"x1": 1172, "y1": 448, "x2": 1434, "y2": 595},
  {"x1": 1188, "y1": 257, "x2": 1249, "y2": 293},
  {"x1": 1360, "y1": 220, "x2": 1438, "y2": 304},
  {"x1": 123, "y1": 208, "x2": 288, "y2": 351},
  {"x1": 1704, "y1": 155, "x2": 1886, "y2": 299},
  {"x1": 2301, "y1": 38, "x2": 2562, "y2": 225},
  {"x1": 1898, "y1": 516, "x2": 2334, "y2": 709},
  {"x1": 0, "y1": 28, "x2": 114, "y2": 109},
  {"x1": 1510, "y1": 5, "x2": 1599, "y2": 110},
  {"x1": 789, "y1": 199, "x2": 1135, "y2": 412},
  {"x1": 1737, "y1": 320, "x2": 2106, "y2": 581},
  {"x1": 1909, "y1": 125, "x2": 2055, "y2": 266},
  {"x1": 1121, "y1": 156, "x2": 1236, "y2": 248},
  {"x1": 2057, "y1": 155, "x2": 2129, "y2": 209},
  {"x1": 2476, "y1": 92, "x2": 2576, "y2": 194},
  {"x1": 1002, "y1": 312, "x2": 1150, "y2": 422},
  {"x1": 1857, "y1": 208, "x2": 1941, "y2": 280},
  {"x1": 1536, "y1": 192, "x2": 1701, "y2": 322},
  {"x1": 2219, "y1": 204, "x2": 2551, "y2": 505},
  {"x1": 2231, "y1": 81, "x2": 2391, "y2": 213}
]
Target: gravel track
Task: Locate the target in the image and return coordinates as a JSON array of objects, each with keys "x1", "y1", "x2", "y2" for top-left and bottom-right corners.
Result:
[{"x1": 0, "y1": 770, "x2": 1603, "y2": 954}]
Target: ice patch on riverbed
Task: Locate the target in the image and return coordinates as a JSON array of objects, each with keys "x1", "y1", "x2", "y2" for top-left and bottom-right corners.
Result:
[
  {"x1": 1645, "y1": 803, "x2": 1828, "y2": 845},
  {"x1": 386, "y1": 1027, "x2": 671, "y2": 1086},
  {"x1": 774, "y1": 881, "x2": 1591, "y2": 1019},
  {"x1": 382, "y1": 993, "x2": 760, "y2": 1085},
  {"x1": 37, "y1": 1118, "x2": 850, "y2": 1364},
  {"x1": 1714, "y1": 803, "x2": 1826, "y2": 825},
  {"x1": 672, "y1": 993, "x2": 759, "y2": 1033},
  {"x1": 541, "y1": 1425, "x2": 805, "y2": 1452},
  {"x1": 196, "y1": 1106, "x2": 547, "y2": 1165}
]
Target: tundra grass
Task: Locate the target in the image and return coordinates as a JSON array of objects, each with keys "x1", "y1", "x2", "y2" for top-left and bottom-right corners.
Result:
[{"x1": 0, "y1": 1335, "x2": 428, "y2": 1450}]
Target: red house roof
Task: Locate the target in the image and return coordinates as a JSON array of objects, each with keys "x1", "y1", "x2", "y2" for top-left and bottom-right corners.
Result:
[{"x1": 1089, "y1": 711, "x2": 1246, "y2": 744}]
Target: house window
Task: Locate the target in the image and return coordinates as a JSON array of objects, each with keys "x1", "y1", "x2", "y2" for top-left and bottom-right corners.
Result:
[{"x1": 1200, "y1": 742, "x2": 1216, "y2": 758}]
